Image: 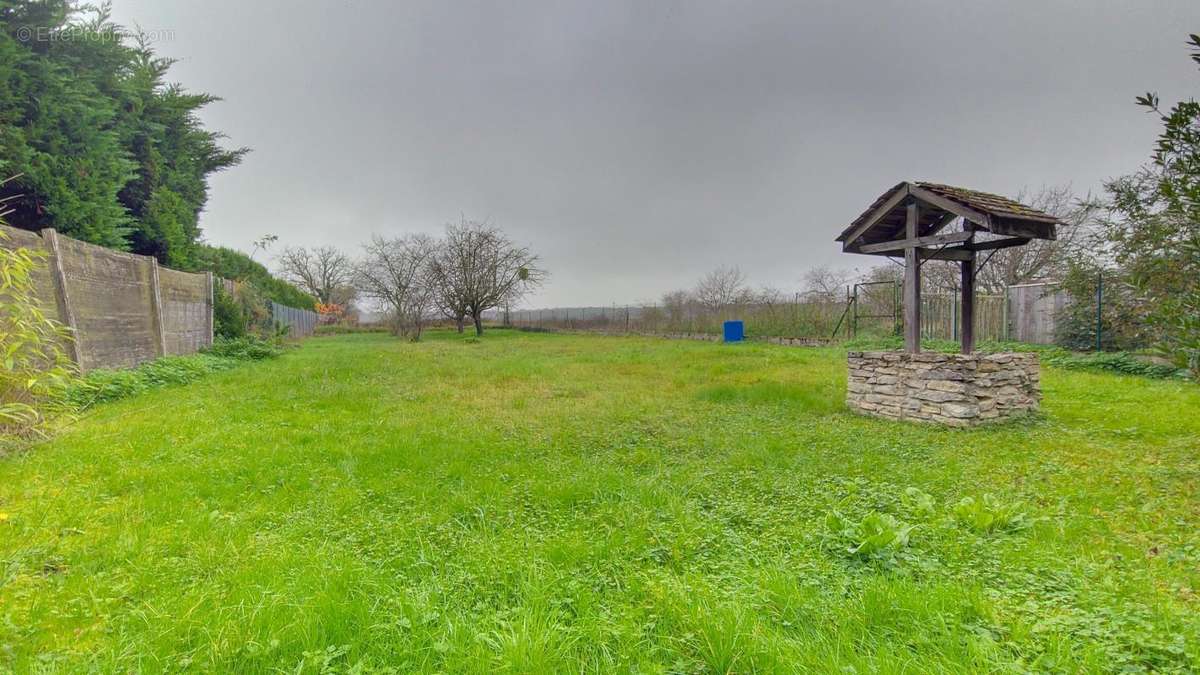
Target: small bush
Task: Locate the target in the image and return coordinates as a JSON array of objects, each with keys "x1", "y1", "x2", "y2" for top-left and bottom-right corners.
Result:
[
  {"x1": 952, "y1": 494, "x2": 1029, "y2": 533},
  {"x1": 202, "y1": 336, "x2": 283, "y2": 360},
  {"x1": 212, "y1": 282, "x2": 246, "y2": 339}
]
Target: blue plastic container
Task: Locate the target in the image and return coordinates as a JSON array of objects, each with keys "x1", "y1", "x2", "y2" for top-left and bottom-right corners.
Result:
[{"x1": 723, "y1": 320, "x2": 744, "y2": 343}]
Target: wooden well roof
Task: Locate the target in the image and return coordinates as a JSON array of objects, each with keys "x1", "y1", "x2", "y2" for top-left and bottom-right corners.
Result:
[{"x1": 836, "y1": 181, "x2": 1060, "y2": 252}]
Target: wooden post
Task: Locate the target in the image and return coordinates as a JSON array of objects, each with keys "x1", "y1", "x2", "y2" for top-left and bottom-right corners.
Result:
[
  {"x1": 903, "y1": 202, "x2": 921, "y2": 352},
  {"x1": 149, "y1": 258, "x2": 168, "y2": 356},
  {"x1": 42, "y1": 229, "x2": 83, "y2": 366},
  {"x1": 960, "y1": 256, "x2": 976, "y2": 353}
]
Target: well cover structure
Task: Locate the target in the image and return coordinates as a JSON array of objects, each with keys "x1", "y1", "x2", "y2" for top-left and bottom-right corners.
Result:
[
  {"x1": 836, "y1": 182, "x2": 1060, "y2": 425},
  {"x1": 837, "y1": 181, "x2": 1060, "y2": 353}
]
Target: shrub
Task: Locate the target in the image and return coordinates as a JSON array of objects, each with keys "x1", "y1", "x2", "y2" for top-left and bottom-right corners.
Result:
[
  {"x1": 0, "y1": 232, "x2": 77, "y2": 437},
  {"x1": 190, "y1": 245, "x2": 316, "y2": 310},
  {"x1": 1055, "y1": 265, "x2": 1150, "y2": 353},
  {"x1": 202, "y1": 336, "x2": 283, "y2": 360},
  {"x1": 212, "y1": 281, "x2": 246, "y2": 339}
]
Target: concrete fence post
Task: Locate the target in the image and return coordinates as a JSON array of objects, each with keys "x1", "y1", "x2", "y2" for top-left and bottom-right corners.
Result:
[
  {"x1": 148, "y1": 258, "x2": 167, "y2": 356},
  {"x1": 206, "y1": 272, "x2": 215, "y2": 346},
  {"x1": 41, "y1": 228, "x2": 83, "y2": 366}
]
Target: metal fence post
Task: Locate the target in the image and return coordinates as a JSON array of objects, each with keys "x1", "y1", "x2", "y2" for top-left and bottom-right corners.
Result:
[
  {"x1": 1002, "y1": 285, "x2": 1009, "y2": 342},
  {"x1": 1095, "y1": 272, "x2": 1103, "y2": 352},
  {"x1": 892, "y1": 281, "x2": 899, "y2": 335},
  {"x1": 951, "y1": 284, "x2": 958, "y2": 342},
  {"x1": 849, "y1": 285, "x2": 856, "y2": 338}
]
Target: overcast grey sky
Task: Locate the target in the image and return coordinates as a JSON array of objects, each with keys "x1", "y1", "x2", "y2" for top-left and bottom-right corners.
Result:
[{"x1": 109, "y1": 0, "x2": 1198, "y2": 307}]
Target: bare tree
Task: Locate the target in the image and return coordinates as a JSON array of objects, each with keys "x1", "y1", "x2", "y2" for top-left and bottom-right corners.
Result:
[
  {"x1": 426, "y1": 238, "x2": 471, "y2": 333},
  {"x1": 431, "y1": 220, "x2": 546, "y2": 336},
  {"x1": 660, "y1": 289, "x2": 693, "y2": 329},
  {"x1": 693, "y1": 266, "x2": 749, "y2": 316},
  {"x1": 277, "y1": 245, "x2": 353, "y2": 304},
  {"x1": 801, "y1": 265, "x2": 855, "y2": 302},
  {"x1": 355, "y1": 235, "x2": 438, "y2": 340},
  {"x1": 978, "y1": 185, "x2": 1098, "y2": 292},
  {"x1": 250, "y1": 234, "x2": 279, "y2": 261},
  {"x1": 920, "y1": 185, "x2": 1099, "y2": 293}
]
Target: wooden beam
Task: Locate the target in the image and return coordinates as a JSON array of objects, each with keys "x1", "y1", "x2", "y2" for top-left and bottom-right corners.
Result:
[
  {"x1": 857, "y1": 230, "x2": 973, "y2": 254},
  {"x1": 874, "y1": 247, "x2": 975, "y2": 262},
  {"x1": 920, "y1": 248, "x2": 974, "y2": 262},
  {"x1": 967, "y1": 236, "x2": 1030, "y2": 251},
  {"x1": 922, "y1": 211, "x2": 959, "y2": 237},
  {"x1": 960, "y1": 255, "x2": 976, "y2": 354},
  {"x1": 989, "y1": 217, "x2": 1056, "y2": 240},
  {"x1": 841, "y1": 184, "x2": 910, "y2": 250},
  {"x1": 903, "y1": 201, "x2": 921, "y2": 353},
  {"x1": 908, "y1": 185, "x2": 992, "y2": 229}
]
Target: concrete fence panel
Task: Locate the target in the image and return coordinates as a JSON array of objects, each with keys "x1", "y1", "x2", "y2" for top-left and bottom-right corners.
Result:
[
  {"x1": 55, "y1": 235, "x2": 160, "y2": 371},
  {"x1": 0, "y1": 224, "x2": 215, "y2": 372},
  {"x1": 160, "y1": 267, "x2": 214, "y2": 356},
  {"x1": 0, "y1": 224, "x2": 62, "y2": 322}
]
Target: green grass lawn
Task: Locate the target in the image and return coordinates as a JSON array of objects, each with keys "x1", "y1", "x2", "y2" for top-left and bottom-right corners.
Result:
[{"x1": 2, "y1": 330, "x2": 1198, "y2": 673}]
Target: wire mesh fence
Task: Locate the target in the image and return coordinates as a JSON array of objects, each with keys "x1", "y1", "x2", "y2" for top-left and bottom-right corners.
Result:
[{"x1": 505, "y1": 281, "x2": 1066, "y2": 344}]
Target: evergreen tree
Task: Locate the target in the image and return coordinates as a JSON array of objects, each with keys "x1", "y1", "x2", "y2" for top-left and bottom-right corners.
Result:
[{"x1": 0, "y1": 1, "x2": 246, "y2": 263}]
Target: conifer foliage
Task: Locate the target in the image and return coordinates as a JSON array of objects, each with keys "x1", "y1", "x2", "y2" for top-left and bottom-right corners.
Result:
[{"x1": 0, "y1": 1, "x2": 247, "y2": 267}]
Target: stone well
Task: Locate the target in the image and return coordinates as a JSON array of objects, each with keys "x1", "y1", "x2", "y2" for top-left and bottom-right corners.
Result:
[{"x1": 846, "y1": 351, "x2": 1040, "y2": 426}]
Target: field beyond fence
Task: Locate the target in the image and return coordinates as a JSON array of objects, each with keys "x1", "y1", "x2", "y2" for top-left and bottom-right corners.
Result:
[{"x1": 505, "y1": 281, "x2": 1067, "y2": 344}]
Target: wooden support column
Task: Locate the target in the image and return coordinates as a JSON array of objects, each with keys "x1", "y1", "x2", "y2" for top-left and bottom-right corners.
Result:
[
  {"x1": 903, "y1": 201, "x2": 921, "y2": 353},
  {"x1": 960, "y1": 255, "x2": 976, "y2": 354}
]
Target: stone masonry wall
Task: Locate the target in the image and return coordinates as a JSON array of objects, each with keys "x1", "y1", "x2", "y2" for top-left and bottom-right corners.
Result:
[{"x1": 846, "y1": 351, "x2": 1040, "y2": 426}]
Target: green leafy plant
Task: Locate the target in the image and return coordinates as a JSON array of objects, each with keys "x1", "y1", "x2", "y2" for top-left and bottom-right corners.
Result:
[
  {"x1": 1098, "y1": 35, "x2": 1200, "y2": 378},
  {"x1": 0, "y1": 230, "x2": 77, "y2": 437},
  {"x1": 952, "y1": 494, "x2": 1030, "y2": 533},
  {"x1": 901, "y1": 487, "x2": 937, "y2": 520},
  {"x1": 1040, "y1": 350, "x2": 1184, "y2": 379},
  {"x1": 66, "y1": 338, "x2": 282, "y2": 410},
  {"x1": 212, "y1": 281, "x2": 246, "y2": 339},
  {"x1": 824, "y1": 510, "x2": 914, "y2": 559},
  {"x1": 202, "y1": 336, "x2": 284, "y2": 361}
]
